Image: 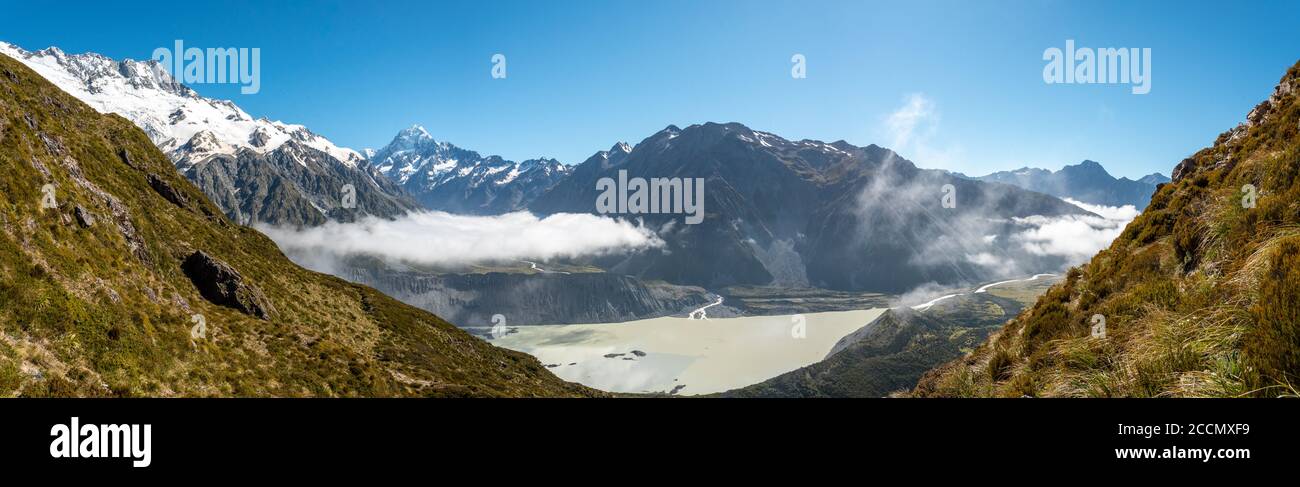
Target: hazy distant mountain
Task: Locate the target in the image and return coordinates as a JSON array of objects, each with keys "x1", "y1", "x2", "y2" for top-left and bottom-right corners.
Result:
[
  {"x1": 0, "y1": 42, "x2": 418, "y2": 226},
  {"x1": 369, "y1": 125, "x2": 571, "y2": 214},
  {"x1": 965, "y1": 160, "x2": 1168, "y2": 209},
  {"x1": 531, "y1": 122, "x2": 1091, "y2": 293}
]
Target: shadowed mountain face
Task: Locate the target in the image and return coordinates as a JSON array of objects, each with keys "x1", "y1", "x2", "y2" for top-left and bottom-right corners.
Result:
[
  {"x1": 369, "y1": 125, "x2": 571, "y2": 214},
  {"x1": 531, "y1": 122, "x2": 1091, "y2": 293},
  {"x1": 965, "y1": 160, "x2": 1169, "y2": 210},
  {"x1": 0, "y1": 52, "x2": 595, "y2": 397},
  {"x1": 181, "y1": 142, "x2": 416, "y2": 226}
]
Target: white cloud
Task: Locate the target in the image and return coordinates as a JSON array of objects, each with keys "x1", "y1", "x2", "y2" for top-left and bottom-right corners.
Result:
[
  {"x1": 1008, "y1": 199, "x2": 1138, "y2": 263},
  {"x1": 257, "y1": 211, "x2": 662, "y2": 273},
  {"x1": 886, "y1": 93, "x2": 936, "y2": 149},
  {"x1": 882, "y1": 93, "x2": 962, "y2": 170}
]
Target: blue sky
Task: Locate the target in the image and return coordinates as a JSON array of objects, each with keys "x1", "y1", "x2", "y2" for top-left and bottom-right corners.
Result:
[{"x1": 2, "y1": 0, "x2": 1298, "y2": 178}]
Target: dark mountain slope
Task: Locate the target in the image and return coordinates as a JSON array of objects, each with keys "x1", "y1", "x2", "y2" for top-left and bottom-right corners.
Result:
[
  {"x1": 531, "y1": 122, "x2": 1089, "y2": 293},
  {"x1": 0, "y1": 53, "x2": 595, "y2": 397},
  {"x1": 915, "y1": 61, "x2": 1300, "y2": 398},
  {"x1": 180, "y1": 141, "x2": 420, "y2": 226}
]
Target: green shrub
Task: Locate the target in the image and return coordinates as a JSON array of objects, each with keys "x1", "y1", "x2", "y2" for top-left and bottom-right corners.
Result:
[{"x1": 1245, "y1": 237, "x2": 1300, "y2": 394}]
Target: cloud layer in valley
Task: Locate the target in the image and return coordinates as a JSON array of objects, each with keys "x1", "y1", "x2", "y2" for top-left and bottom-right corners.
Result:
[
  {"x1": 257, "y1": 211, "x2": 662, "y2": 274},
  {"x1": 1009, "y1": 198, "x2": 1139, "y2": 263}
]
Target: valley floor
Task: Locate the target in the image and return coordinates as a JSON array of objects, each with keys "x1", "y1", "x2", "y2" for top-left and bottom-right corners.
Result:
[{"x1": 488, "y1": 308, "x2": 887, "y2": 395}]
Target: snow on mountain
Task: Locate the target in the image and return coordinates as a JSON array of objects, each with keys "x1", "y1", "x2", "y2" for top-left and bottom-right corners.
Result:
[
  {"x1": 369, "y1": 124, "x2": 572, "y2": 214},
  {"x1": 0, "y1": 41, "x2": 364, "y2": 167},
  {"x1": 0, "y1": 41, "x2": 418, "y2": 226}
]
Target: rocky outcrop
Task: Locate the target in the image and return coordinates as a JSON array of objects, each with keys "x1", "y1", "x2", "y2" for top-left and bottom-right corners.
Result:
[
  {"x1": 181, "y1": 251, "x2": 274, "y2": 320},
  {"x1": 73, "y1": 205, "x2": 95, "y2": 227},
  {"x1": 147, "y1": 172, "x2": 189, "y2": 208}
]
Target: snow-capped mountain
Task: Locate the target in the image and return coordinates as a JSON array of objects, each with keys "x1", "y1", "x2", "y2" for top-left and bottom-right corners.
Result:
[
  {"x1": 0, "y1": 41, "x2": 417, "y2": 226},
  {"x1": 369, "y1": 124, "x2": 572, "y2": 214}
]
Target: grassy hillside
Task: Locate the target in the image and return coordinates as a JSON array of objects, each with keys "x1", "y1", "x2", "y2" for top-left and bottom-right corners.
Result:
[
  {"x1": 0, "y1": 53, "x2": 599, "y2": 397},
  {"x1": 914, "y1": 62, "x2": 1300, "y2": 398}
]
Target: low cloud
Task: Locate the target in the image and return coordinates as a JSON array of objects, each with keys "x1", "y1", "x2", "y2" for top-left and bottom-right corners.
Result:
[
  {"x1": 257, "y1": 211, "x2": 662, "y2": 274},
  {"x1": 1008, "y1": 198, "x2": 1138, "y2": 263}
]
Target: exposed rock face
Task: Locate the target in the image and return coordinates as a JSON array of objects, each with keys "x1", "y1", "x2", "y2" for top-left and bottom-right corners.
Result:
[
  {"x1": 73, "y1": 205, "x2": 95, "y2": 227},
  {"x1": 369, "y1": 124, "x2": 572, "y2": 215},
  {"x1": 1175, "y1": 71, "x2": 1295, "y2": 182},
  {"x1": 345, "y1": 267, "x2": 712, "y2": 327},
  {"x1": 147, "y1": 172, "x2": 189, "y2": 208},
  {"x1": 182, "y1": 142, "x2": 417, "y2": 226},
  {"x1": 181, "y1": 251, "x2": 274, "y2": 320},
  {"x1": 532, "y1": 122, "x2": 1091, "y2": 293}
]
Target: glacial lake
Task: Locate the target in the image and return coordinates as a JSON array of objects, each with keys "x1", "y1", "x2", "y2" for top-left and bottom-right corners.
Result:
[{"x1": 488, "y1": 308, "x2": 887, "y2": 395}]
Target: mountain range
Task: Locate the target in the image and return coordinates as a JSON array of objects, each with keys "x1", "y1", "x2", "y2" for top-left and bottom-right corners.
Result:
[
  {"x1": 0, "y1": 42, "x2": 418, "y2": 227},
  {"x1": 367, "y1": 124, "x2": 571, "y2": 214},
  {"x1": 0, "y1": 41, "x2": 1143, "y2": 299},
  {"x1": 530, "y1": 122, "x2": 1091, "y2": 293},
  {"x1": 0, "y1": 52, "x2": 595, "y2": 396},
  {"x1": 958, "y1": 160, "x2": 1169, "y2": 209}
]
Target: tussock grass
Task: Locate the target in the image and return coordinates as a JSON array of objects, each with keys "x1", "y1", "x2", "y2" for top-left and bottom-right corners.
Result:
[
  {"x1": 914, "y1": 62, "x2": 1300, "y2": 398},
  {"x1": 0, "y1": 53, "x2": 598, "y2": 397}
]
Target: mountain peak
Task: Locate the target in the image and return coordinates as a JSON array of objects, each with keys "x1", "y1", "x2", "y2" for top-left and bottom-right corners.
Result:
[
  {"x1": 1139, "y1": 172, "x2": 1171, "y2": 185},
  {"x1": 1063, "y1": 159, "x2": 1112, "y2": 177},
  {"x1": 400, "y1": 123, "x2": 431, "y2": 138}
]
